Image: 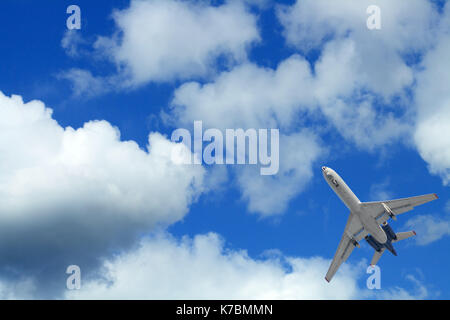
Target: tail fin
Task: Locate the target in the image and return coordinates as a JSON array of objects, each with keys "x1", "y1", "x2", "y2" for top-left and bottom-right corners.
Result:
[
  {"x1": 393, "y1": 231, "x2": 416, "y2": 243},
  {"x1": 371, "y1": 248, "x2": 385, "y2": 265}
]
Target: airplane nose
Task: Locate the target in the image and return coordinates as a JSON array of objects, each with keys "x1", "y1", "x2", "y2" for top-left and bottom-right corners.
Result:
[{"x1": 322, "y1": 166, "x2": 327, "y2": 171}]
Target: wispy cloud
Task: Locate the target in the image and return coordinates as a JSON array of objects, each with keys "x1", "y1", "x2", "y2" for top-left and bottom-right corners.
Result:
[
  {"x1": 405, "y1": 215, "x2": 450, "y2": 245},
  {"x1": 369, "y1": 179, "x2": 393, "y2": 201}
]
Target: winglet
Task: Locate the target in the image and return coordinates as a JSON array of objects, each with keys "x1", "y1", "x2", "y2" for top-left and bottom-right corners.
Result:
[
  {"x1": 325, "y1": 276, "x2": 330, "y2": 283},
  {"x1": 413, "y1": 230, "x2": 417, "y2": 236},
  {"x1": 434, "y1": 193, "x2": 439, "y2": 199}
]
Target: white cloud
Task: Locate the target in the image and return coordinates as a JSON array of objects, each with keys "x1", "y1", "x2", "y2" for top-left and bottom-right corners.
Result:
[
  {"x1": 237, "y1": 131, "x2": 325, "y2": 215},
  {"x1": 171, "y1": 55, "x2": 315, "y2": 130},
  {"x1": 163, "y1": 0, "x2": 450, "y2": 217},
  {"x1": 169, "y1": 56, "x2": 327, "y2": 216},
  {"x1": 58, "y1": 68, "x2": 111, "y2": 97},
  {"x1": 67, "y1": 232, "x2": 363, "y2": 299},
  {"x1": 414, "y1": 4, "x2": 450, "y2": 185},
  {"x1": 0, "y1": 91, "x2": 205, "y2": 296},
  {"x1": 376, "y1": 274, "x2": 428, "y2": 300},
  {"x1": 93, "y1": 0, "x2": 260, "y2": 86},
  {"x1": 65, "y1": 232, "x2": 429, "y2": 300},
  {"x1": 61, "y1": 30, "x2": 88, "y2": 58},
  {"x1": 277, "y1": 0, "x2": 436, "y2": 97},
  {"x1": 311, "y1": 39, "x2": 412, "y2": 149},
  {"x1": 169, "y1": 31, "x2": 414, "y2": 152},
  {"x1": 369, "y1": 179, "x2": 393, "y2": 201},
  {"x1": 0, "y1": 278, "x2": 36, "y2": 300},
  {"x1": 275, "y1": 0, "x2": 450, "y2": 191},
  {"x1": 167, "y1": 41, "x2": 411, "y2": 215},
  {"x1": 277, "y1": 0, "x2": 437, "y2": 50},
  {"x1": 405, "y1": 215, "x2": 450, "y2": 245},
  {"x1": 272, "y1": 0, "x2": 440, "y2": 148}
]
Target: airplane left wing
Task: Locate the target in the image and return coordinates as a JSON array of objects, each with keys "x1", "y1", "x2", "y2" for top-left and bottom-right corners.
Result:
[
  {"x1": 361, "y1": 193, "x2": 438, "y2": 224},
  {"x1": 325, "y1": 212, "x2": 368, "y2": 282}
]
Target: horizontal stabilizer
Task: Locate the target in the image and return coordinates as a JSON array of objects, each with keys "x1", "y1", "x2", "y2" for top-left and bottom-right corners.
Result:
[
  {"x1": 393, "y1": 231, "x2": 416, "y2": 243},
  {"x1": 371, "y1": 248, "x2": 385, "y2": 265}
]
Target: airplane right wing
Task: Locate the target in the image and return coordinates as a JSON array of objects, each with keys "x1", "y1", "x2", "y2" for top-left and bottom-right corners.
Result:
[
  {"x1": 325, "y1": 212, "x2": 368, "y2": 282},
  {"x1": 361, "y1": 193, "x2": 438, "y2": 224}
]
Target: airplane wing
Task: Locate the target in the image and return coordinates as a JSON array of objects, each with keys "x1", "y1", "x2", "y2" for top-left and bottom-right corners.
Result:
[
  {"x1": 361, "y1": 193, "x2": 438, "y2": 225},
  {"x1": 325, "y1": 212, "x2": 368, "y2": 282}
]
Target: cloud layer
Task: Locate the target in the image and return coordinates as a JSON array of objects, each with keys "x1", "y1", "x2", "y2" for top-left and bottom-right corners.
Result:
[
  {"x1": 64, "y1": 232, "x2": 428, "y2": 299},
  {"x1": 61, "y1": 0, "x2": 260, "y2": 94},
  {"x1": 0, "y1": 91, "x2": 204, "y2": 297}
]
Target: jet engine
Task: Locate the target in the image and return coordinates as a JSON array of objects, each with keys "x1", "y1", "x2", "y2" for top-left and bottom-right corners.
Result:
[
  {"x1": 381, "y1": 221, "x2": 397, "y2": 241},
  {"x1": 365, "y1": 235, "x2": 383, "y2": 252}
]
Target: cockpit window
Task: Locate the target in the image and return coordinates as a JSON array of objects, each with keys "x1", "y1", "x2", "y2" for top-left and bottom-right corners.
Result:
[
  {"x1": 327, "y1": 174, "x2": 339, "y2": 187},
  {"x1": 332, "y1": 179, "x2": 339, "y2": 187}
]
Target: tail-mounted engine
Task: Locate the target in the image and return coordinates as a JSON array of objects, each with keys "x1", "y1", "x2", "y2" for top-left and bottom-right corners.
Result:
[
  {"x1": 381, "y1": 221, "x2": 397, "y2": 241},
  {"x1": 365, "y1": 235, "x2": 383, "y2": 252}
]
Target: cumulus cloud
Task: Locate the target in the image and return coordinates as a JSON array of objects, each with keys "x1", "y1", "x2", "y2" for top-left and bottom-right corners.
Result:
[
  {"x1": 311, "y1": 39, "x2": 412, "y2": 149},
  {"x1": 66, "y1": 232, "x2": 362, "y2": 299},
  {"x1": 0, "y1": 89, "x2": 428, "y2": 298},
  {"x1": 236, "y1": 131, "x2": 325, "y2": 215},
  {"x1": 162, "y1": 0, "x2": 450, "y2": 216},
  {"x1": 63, "y1": 0, "x2": 260, "y2": 94},
  {"x1": 277, "y1": 0, "x2": 436, "y2": 97},
  {"x1": 414, "y1": 3, "x2": 450, "y2": 185},
  {"x1": 270, "y1": 0, "x2": 441, "y2": 149},
  {"x1": 167, "y1": 39, "x2": 412, "y2": 214},
  {"x1": 405, "y1": 215, "x2": 450, "y2": 245},
  {"x1": 169, "y1": 15, "x2": 418, "y2": 149},
  {"x1": 64, "y1": 232, "x2": 429, "y2": 300},
  {"x1": 170, "y1": 55, "x2": 315, "y2": 130},
  {"x1": 0, "y1": 91, "x2": 204, "y2": 297}
]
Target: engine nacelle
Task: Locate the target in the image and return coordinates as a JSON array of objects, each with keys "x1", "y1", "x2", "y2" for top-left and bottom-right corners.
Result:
[
  {"x1": 382, "y1": 203, "x2": 397, "y2": 220},
  {"x1": 365, "y1": 235, "x2": 383, "y2": 252},
  {"x1": 350, "y1": 238, "x2": 360, "y2": 248},
  {"x1": 381, "y1": 221, "x2": 397, "y2": 241}
]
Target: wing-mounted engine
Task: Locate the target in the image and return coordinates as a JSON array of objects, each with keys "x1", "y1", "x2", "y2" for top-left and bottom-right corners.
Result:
[{"x1": 382, "y1": 202, "x2": 397, "y2": 220}]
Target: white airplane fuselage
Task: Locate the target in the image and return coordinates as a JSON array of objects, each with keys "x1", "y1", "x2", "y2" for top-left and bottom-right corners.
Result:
[{"x1": 322, "y1": 166, "x2": 387, "y2": 244}]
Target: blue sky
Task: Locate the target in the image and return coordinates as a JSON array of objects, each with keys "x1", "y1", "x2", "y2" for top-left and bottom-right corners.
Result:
[{"x1": 0, "y1": 0, "x2": 449, "y2": 299}]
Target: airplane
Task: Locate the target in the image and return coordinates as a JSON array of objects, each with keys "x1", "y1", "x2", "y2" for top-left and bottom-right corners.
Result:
[{"x1": 322, "y1": 166, "x2": 438, "y2": 282}]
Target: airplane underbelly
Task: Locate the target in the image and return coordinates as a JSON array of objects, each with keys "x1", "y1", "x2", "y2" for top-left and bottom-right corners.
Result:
[
  {"x1": 372, "y1": 226, "x2": 387, "y2": 244},
  {"x1": 359, "y1": 213, "x2": 387, "y2": 244}
]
